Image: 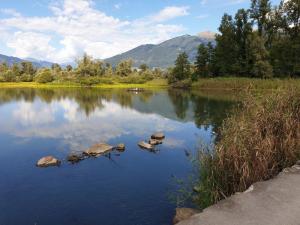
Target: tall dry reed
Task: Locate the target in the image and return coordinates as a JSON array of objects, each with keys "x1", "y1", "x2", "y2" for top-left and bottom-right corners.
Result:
[{"x1": 195, "y1": 90, "x2": 300, "y2": 208}]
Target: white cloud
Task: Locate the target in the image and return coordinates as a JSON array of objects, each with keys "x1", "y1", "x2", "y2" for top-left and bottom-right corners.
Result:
[
  {"x1": 0, "y1": 0, "x2": 189, "y2": 63},
  {"x1": 7, "y1": 31, "x2": 56, "y2": 59},
  {"x1": 151, "y1": 6, "x2": 190, "y2": 22}
]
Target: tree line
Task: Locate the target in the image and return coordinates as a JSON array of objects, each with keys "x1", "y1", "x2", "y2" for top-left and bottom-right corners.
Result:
[
  {"x1": 0, "y1": 54, "x2": 165, "y2": 84},
  {"x1": 169, "y1": 0, "x2": 299, "y2": 84}
]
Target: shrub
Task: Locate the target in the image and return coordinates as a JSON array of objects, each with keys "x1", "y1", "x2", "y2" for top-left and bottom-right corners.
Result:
[
  {"x1": 35, "y1": 70, "x2": 54, "y2": 83},
  {"x1": 17, "y1": 74, "x2": 33, "y2": 82},
  {"x1": 1, "y1": 70, "x2": 16, "y2": 82},
  {"x1": 194, "y1": 90, "x2": 300, "y2": 208}
]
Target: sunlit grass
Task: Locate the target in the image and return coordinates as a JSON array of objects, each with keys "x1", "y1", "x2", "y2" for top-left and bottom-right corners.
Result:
[
  {"x1": 0, "y1": 79, "x2": 168, "y2": 89},
  {"x1": 193, "y1": 77, "x2": 300, "y2": 90}
]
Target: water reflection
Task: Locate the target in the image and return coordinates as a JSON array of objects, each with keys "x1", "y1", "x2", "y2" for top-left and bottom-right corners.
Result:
[{"x1": 0, "y1": 88, "x2": 238, "y2": 225}]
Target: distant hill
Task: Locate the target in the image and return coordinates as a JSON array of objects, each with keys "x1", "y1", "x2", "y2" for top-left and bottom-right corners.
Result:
[
  {"x1": 105, "y1": 34, "x2": 215, "y2": 68},
  {"x1": 0, "y1": 54, "x2": 55, "y2": 68}
]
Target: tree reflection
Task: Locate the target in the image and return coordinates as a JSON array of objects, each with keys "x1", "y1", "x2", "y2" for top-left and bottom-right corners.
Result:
[
  {"x1": 168, "y1": 89, "x2": 190, "y2": 120},
  {"x1": 0, "y1": 88, "x2": 238, "y2": 134}
]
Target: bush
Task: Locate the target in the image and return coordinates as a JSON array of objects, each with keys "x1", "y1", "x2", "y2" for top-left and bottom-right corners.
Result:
[
  {"x1": 17, "y1": 74, "x2": 33, "y2": 82},
  {"x1": 1, "y1": 70, "x2": 16, "y2": 82},
  {"x1": 194, "y1": 90, "x2": 300, "y2": 208},
  {"x1": 35, "y1": 70, "x2": 54, "y2": 83}
]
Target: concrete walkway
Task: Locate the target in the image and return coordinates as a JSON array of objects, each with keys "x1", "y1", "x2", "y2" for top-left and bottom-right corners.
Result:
[{"x1": 179, "y1": 165, "x2": 300, "y2": 225}]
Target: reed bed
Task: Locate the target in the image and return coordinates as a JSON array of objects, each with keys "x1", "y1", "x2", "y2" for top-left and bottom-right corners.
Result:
[{"x1": 194, "y1": 89, "x2": 300, "y2": 208}]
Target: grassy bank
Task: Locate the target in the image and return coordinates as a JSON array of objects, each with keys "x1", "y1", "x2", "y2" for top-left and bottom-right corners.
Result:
[
  {"x1": 0, "y1": 78, "x2": 300, "y2": 91},
  {"x1": 193, "y1": 78, "x2": 300, "y2": 90},
  {"x1": 193, "y1": 90, "x2": 300, "y2": 209},
  {"x1": 0, "y1": 79, "x2": 168, "y2": 89}
]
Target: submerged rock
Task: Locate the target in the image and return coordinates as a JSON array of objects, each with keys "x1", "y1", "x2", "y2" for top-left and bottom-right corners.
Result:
[
  {"x1": 67, "y1": 154, "x2": 84, "y2": 163},
  {"x1": 36, "y1": 156, "x2": 61, "y2": 167},
  {"x1": 151, "y1": 132, "x2": 165, "y2": 140},
  {"x1": 138, "y1": 141, "x2": 154, "y2": 150},
  {"x1": 173, "y1": 208, "x2": 201, "y2": 224},
  {"x1": 116, "y1": 143, "x2": 126, "y2": 152},
  {"x1": 84, "y1": 143, "x2": 113, "y2": 157},
  {"x1": 149, "y1": 139, "x2": 163, "y2": 145}
]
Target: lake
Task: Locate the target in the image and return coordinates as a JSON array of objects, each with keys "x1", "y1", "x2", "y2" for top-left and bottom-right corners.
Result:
[{"x1": 0, "y1": 88, "x2": 237, "y2": 225}]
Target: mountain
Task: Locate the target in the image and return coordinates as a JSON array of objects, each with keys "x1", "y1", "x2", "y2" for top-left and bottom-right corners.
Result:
[
  {"x1": 105, "y1": 34, "x2": 215, "y2": 68},
  {"x1": 0, "y1": 54, "x2": 55, "y2": 68}
]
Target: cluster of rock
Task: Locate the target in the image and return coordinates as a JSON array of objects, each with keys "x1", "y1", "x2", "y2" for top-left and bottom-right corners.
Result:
[
  {"x1": 36, "y1": 143, "x2": 126, "y2": 167},
  {"x1": 36, "y1": 132, "x2": 165, "y2": 167},
  {"x1": 138, "y1": 132, "x2": 165, "y2": 151}
]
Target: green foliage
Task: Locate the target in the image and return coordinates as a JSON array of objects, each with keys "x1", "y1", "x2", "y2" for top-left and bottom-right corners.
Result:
[
  {"x1": 76, "y1": 53, "x2": 104, "y2": 77},
  {"x1": 201, "y1": 0, "x2": 299, "y2": 78},
  {"x1": 139, "y1": 63, "x2": 149, "y2": 72},
  {"x1": 169, "y1": 52, "x2": 191, "y2": 84},
  {"x1": 20, "y1": 61, "x2": 36, "y2": 75},
  {"x1": 195, "y1": 44, "x2": 210, "y2": 78},
  {"x1": 116, "y1": 59, "x2": 133, "y2": 77},
  {"x1": 248, "y1": 32, "x2": 273, "y2": 78},
  {"x1": 214, "y1": 14, "x2": 238, "y2": 76},
  {"x1": 35, "y1": 69, "x2": 54, "y2": 83},
  {"x1": 0, "y1": 70, "x2": 16, "y2": 82}
]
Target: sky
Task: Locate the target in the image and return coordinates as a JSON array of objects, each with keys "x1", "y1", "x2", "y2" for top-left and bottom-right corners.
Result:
[{"x1": 0, "y1": 0, "x2": 281, "y2": 63}]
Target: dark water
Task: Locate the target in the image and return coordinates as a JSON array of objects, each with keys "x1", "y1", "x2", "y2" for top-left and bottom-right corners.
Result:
[{"x1": 0, "y1": 88, "x2": 236, "y2": 225}]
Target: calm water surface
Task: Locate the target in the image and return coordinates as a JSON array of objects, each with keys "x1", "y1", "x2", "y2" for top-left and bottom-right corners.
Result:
[{"x1": 0, "y1": 88, "x2": 236, "y2": 225}]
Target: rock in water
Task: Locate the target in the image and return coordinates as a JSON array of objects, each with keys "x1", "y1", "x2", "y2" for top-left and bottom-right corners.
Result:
[
  {"x1": 84, "y1": 143, "x2": 113, "y2": 156},
  {"x1": 138, "y1": 141, "x2": 154, "y2": 150},
  {"x1": 67, "y1": 154, "x2": 84, "y2": 163},
  {"x1": 36, "y1": 156, "x2": 61, "y2": 167},
  {"x1": 151, "y1": 132, "x2": 165, "y2": 140},
  {"x1": 173, "y1": 208, "x2": 201, "y2": 224},
  {"x1": 116, "y1": 143, "x2": 125, "y2": 151},
  {"x1": 149, "y1": 139, "x2": 162, "y2": 145}
]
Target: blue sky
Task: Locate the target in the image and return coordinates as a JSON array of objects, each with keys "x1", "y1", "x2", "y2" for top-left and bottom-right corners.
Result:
[{"x1": 0, "y1": 0, "x2": 281, "y2": 63}]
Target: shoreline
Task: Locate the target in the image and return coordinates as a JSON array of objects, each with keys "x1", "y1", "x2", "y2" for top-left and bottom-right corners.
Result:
[
  {"x1": 176, "y1": 163, "x2": 300, "y2": 225},
  {"x1": 0, "y1": 78, "x2": 299, "y2": 90}
]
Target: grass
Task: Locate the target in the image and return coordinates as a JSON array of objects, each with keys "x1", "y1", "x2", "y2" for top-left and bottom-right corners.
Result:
[
  {"x1": 0, "y1": 78, "x2": 300, "y2": 90},
  {"x1": 193, "y1": 77, "x2": 300, "y2": 90},
  {"x1": 0, "y1": 79, "x2": 168, "y2": 89},
  {"x1": 193, "y1": 89, "x2": 300, "y2": 209}
]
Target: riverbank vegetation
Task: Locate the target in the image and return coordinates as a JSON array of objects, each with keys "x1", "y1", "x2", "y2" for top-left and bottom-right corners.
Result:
[
  {"x1": 168, "y1": 0, "x2": 299, "y2": 86},
  {"x1": 0, "y1": 55, "x2": 166, "y2": 86},
  {"x1": 193, "y1": 90, "x2": 300, "y2": 209}
]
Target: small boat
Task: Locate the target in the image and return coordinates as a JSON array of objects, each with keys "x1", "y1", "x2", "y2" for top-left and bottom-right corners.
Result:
[{"x1": 127, "y1": 88, "x2": 145, "y2": 92}]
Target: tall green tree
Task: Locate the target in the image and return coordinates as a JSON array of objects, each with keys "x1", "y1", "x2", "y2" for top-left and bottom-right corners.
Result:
[
  {"x1": 234, "y1": 9, "x2": 253, "y2": 75},
  {"x1": 250, "y1": 0, "x2": 272, "y2": 37},
  {"x1": 248, "y1": 32, "x2": 273, "y2": 78},
  {"x1": 215, "y1": 14, "x2": 238, "y2": 76},
  {"x1": 195, "y1": 44, "x2": 209, "y2": 78},
  {"x1": 20, "y1": 61, "x2": 36, "y2": 76},
  {"x1": 170, "y1": 52, "x2": 191, "y2": 82}
]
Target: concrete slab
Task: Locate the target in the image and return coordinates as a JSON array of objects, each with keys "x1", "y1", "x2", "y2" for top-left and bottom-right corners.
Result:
[{"x1": 178, "y1": 165, "x2": 300, "y2": 225}]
